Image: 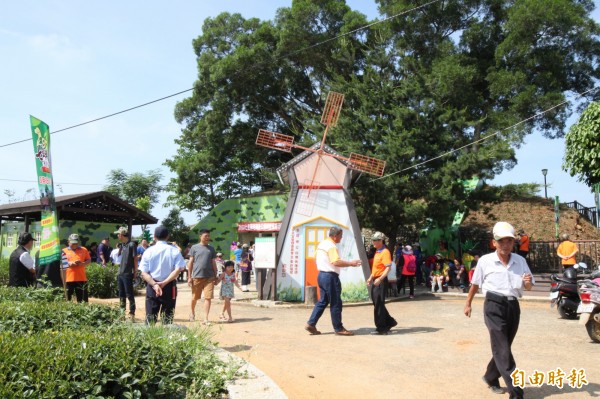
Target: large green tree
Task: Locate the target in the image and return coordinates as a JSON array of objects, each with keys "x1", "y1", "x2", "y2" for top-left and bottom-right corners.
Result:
[
  {"x1": 104, "y1": 169, "x2": 163, "y2": 212},
  {"x1": 563, "y1": 101, "x2": 600, "y2": 187},
  {"x1": 167, "y1": 0, "x2": 600, "y2": 237}
]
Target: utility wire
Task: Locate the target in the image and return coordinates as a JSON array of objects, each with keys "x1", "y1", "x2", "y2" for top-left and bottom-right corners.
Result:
[
  {"x1": 371, "y1": 86, "x2": 600, "y2": 182},
  {"x1": 0, "y1": 178, "x2": 102, "y2": 186},
  {"x1": 0, "y1": 0, "x2": 440, "y2": 149},
  {"x1": 0, "y1": 89, "x2": 193, "y2": 148}
]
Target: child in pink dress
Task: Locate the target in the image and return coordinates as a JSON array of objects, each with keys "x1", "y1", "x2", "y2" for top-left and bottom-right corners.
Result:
[{"x1": 219, "y1": 261, "x2": 243, "y2": 322}]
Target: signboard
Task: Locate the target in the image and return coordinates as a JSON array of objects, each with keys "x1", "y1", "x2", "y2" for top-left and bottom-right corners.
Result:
[
  {"x1": 238, "y1": 221, "x2": 281, "y2": 232},
  {"x1": 30, "y1": 116, "x2": 61, "y2": 265},
  {"x1": 254, "y1": 236, "x2": 276, "y2": 269}
]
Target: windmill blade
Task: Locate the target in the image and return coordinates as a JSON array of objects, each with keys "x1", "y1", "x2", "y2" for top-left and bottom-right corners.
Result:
[
  {"x1": 320, "y1": 92, "x2": 344, "y2": 127},
  {"x1": 256, "y1": 129, "x2": 294, "y2": 152},
  {"x1": 348, "y1": 153, "x2": 386, "y2": 177}
]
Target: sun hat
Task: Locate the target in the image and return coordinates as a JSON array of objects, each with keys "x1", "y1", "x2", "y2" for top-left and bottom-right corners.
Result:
[
  {"x1": 371, "y1": 231, "x2": 385, "y2": 241},
  {"x1": 493, "y1": 222, "x2": 516, "y2": 240},
  {"x1": 114, "y1": 226, "x2": 128, "y2": 235},
  {"x1": 402, "y1": 245, "x2": 413, "y2": 255}
]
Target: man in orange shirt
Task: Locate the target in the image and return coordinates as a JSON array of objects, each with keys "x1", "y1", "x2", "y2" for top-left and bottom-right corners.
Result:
[
  {"x1": 556, "y1": 233, "x2": 578, "y2": 269},
  {"x1": 517, "y1": 229, "x2": 530, "y2": 259},
  {"x1": 62, "y1": 233, "x2": 91, "y2": 303},
  {"x1": 367, "y1": 232, "x2": 397, "y2": 335}
]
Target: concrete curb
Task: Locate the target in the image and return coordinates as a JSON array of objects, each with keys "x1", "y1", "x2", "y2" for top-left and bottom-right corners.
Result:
[
  {"x1": 215, "y1": 348, "x2": 287, "y2": 399},
  {"x1": 230, "y1": 287, "x2": 550, "y2": 309}
]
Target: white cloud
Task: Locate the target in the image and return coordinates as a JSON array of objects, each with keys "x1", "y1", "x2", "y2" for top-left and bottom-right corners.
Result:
[{"x1": 25, "y1": 33, "x2": 91, "y2": 63}]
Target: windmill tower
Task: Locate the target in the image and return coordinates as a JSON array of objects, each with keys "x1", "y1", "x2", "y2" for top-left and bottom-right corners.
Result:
[{"x1": 256, "y1": 92, "x2": 386, "y2": 301}]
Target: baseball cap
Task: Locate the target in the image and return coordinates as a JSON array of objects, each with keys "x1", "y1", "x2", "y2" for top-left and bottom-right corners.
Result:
[
  {"x1": 18, "y1": 232, "x2": 36, "y2": 246},
  {"x1": 493, "y1": 222, "x2": 516, "y2": 240},
  {"x1": 68, "y1": 233, "x2": 80, "y2": 244},
  {"x1": 114, "y1": 226, "x2": 128, "y2": 235},
  {"x1": 154, "y1": 225, "x2": 169, "y2": 240},
  {"x1": 371, "y1": 231, "x2": 385, "y2": 241}
]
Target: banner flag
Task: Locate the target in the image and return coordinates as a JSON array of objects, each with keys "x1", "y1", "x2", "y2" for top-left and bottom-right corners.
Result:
[{"x1": 30, "y1": 116, "x2": 61, "y2": 265}]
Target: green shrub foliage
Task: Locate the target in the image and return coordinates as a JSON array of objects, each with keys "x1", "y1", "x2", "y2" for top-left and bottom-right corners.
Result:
[
  {"x1": 0, "y1": 257, "x2": 9, "y2": 286},
  {"x1": 0, "y1": 327, "x2": 232, "y2": 398},
  {"x1": 0, "y1": 301, "x2": 122, "y2": 333},
  {"x1": 0, "y1": 286, "x2": 64, "y2": 302},
  {"x1": 86, "y1": 263, "x2": 119, "y2": 298}
]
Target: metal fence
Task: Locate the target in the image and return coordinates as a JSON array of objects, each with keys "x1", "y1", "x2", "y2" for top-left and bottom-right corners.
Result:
[
  {"x1": 527, "y1": 240, "x2": 600, "y2": 273},
  {"x1": 563, "y1": 201, "x2": 599, "y2": 228}
]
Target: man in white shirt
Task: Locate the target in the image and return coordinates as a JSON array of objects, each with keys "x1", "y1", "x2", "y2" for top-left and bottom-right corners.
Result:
[
  {"x1": 305, "y1": 226, "x2": 361, "y2": 336},
  {"x1": 9, "y1": 232, "x2": 37, "y2": 287},
  {"x1": 464, "y1": 222, "x2": 534, "y2": 399},
  {"x1": 140, "y1": 226, "x2": 186, "y2": 324}
]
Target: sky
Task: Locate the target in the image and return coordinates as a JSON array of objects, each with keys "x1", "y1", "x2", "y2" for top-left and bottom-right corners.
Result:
[{"x1": 1, "y1": 0, "x2": 599, "y2": 236}]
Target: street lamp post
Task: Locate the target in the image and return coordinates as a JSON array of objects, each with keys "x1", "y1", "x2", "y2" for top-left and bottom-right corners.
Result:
[{"x1": 542, "y1": 169, "x2": 548, "y2": 199}]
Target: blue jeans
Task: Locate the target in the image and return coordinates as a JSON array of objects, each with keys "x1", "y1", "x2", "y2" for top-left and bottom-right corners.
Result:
[
  {"x1": 307, "y1": 271, "x2": 344, "y2": 332},
  {"x1": 118, "y1": 273, "x2": 136, "y2": 315}
]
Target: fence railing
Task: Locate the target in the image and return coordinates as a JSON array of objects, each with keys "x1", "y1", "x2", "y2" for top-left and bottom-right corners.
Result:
[
  {"x1": 563, "y1": 201, "x2": 599, "y2": 228},
  {"x1": 527, "y1": 240, "x2": 599, "y2": 273}
]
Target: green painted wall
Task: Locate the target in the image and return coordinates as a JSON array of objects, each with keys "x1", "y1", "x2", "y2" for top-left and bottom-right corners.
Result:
[
  {"x1": 190, "y1": 193, "x2": 288, "y2": 258},
  {"x1": 1, "y1": 220, "x2": 127, "y2": 258}
]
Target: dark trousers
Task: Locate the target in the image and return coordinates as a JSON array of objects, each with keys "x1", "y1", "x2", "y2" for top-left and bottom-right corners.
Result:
[
  {"x1": 118, "y1": 273, "x2": 136, "y2": 315},
  {"x1": 371, "y1": 277, "x2": 397, "y2": 333},
  {"x1": 398, "y1": 275, "x2": 415, "y2": 295},
  {"x1": 484, "y1": 293, "x2": 523, "y2": 399},
  {"x1": 66, "y1": 281, "x2": 88, "y2": 303},
  {"x1": 307, "y1": 271, "x2": 344, "y2": 332},
  {"x1": 241, "y1": 270, "x2": 251, "y2": 285},
  {"x1": 145, "y1": 281, "x2": 177, "y2": 325}
]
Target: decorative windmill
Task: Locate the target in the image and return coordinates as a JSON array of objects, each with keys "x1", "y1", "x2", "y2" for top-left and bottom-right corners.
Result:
[
  {"x1": 254, "y1": 92, "x2": 386, "y2": 301},
  {"x1": 256, "y1": 91, "x2": 385, "y2": 187}
]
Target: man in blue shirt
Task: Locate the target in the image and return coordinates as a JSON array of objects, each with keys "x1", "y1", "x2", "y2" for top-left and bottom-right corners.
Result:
[{"x1": 140, "y1": 226, "x2": 186, "y2": 325}]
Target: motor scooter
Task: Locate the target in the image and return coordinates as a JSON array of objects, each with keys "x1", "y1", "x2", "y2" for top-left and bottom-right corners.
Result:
[
  {"x1": 577, "y1": 269, "x2": 600, "y2": 343},
  {"x1": 550, "y1": 262, "x2": 586, "y2": 319}
]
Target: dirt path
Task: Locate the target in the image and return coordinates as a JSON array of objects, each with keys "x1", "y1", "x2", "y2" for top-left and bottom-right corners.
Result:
[{"x1": 99, "y1": 285, "x2": 598, "y2": 398}]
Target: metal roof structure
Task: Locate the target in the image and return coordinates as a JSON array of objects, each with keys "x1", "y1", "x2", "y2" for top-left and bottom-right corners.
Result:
[{"x1": 0, "y1": 191, "x2": 157, "y2": 225}]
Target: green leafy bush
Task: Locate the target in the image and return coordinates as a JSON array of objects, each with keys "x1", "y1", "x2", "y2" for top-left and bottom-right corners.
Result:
[
  {"x1": 0, "y1": 327, "x2": 234, "y2": 399},
  {"x1": 0, "y1": 301, "x2": 122, "y2": 333},
  {"x1": 0, "y1": 257, "x2": 9, "y2": 286},
  {"x1": 341, "y1": 282, "x2": 369, "y2": 302},
  {"x1": 0, "y1": 286, "x2": 64, "y2": 302},
  {"x1": 86, "y1": 263, "x2": 119, "y2": 298}
]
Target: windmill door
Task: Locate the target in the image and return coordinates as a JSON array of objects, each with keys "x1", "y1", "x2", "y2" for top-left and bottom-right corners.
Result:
[{"x1": 305, "y1": 226, "x2": 329, "y2": 299}]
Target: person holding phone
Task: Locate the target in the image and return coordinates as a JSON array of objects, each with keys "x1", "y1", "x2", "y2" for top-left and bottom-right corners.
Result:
[{"x1": 62, "y1": 233, "x2": 91, "y2": 303}]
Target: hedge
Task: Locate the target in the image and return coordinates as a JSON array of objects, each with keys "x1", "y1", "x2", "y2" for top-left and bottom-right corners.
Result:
[
  {"x1": 0, "y1": 301, "x2": 122, "y2": 333},
  {"x1": 86, "y1": 263, "x2": 120, "y2": 298},
  {"x1": 0, "y1": 327, "x2": 233, "y2": 398}
]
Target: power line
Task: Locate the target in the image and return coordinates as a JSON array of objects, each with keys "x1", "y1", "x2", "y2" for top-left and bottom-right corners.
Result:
[
  {"x1": 0, "y1": 178, "x2": 103, "y2": 186},
  {"x1": 371, "y1": 86, "x2": 600, "y2": 182},
  {"x1": 0, "y1": 89, "x2": 193, "y2": 148},
  {"x1": 0, "y1": 0, "x2": 441, "y2": 149}
]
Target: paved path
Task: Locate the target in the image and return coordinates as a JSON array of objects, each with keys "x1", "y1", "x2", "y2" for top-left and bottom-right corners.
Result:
[{"x1": 100, "y1": 283, "x2": 598, "y2": 398}]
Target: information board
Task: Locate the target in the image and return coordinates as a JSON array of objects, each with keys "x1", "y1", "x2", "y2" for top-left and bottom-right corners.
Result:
[{"x1": 254, "y1": 237, "x2": 276, "y2": 269}]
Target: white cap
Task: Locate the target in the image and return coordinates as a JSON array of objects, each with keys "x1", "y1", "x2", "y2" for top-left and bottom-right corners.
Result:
[{"x1": 493, "y1": 222, "x2": 516, "y2": 240}]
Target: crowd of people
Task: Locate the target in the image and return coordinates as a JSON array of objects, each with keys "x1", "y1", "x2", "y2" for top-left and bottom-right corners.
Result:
[{"x1": 6, "y1": 226, "x2": 256, "y2": 325}]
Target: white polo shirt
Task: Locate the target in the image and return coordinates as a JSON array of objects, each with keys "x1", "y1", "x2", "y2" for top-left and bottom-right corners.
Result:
[
  {"x1": 471, "y1": 251, "x2": 535, "y2": 298},
  {"x1": 316, "y1": 238, "x2": 341, "y2": 274}
]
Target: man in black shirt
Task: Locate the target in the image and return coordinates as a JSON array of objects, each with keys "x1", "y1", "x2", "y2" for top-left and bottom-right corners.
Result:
[{"x1": 115, "y1": 227, "x2": 138, "y2": 319}]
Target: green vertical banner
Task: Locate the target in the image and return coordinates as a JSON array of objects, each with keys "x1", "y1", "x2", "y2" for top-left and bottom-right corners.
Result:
[
  {"x1": 29, "y1": 116, "x2": 61, "y2": 265},
  {"x1": 554, "y1": 195, "x2": 560, "y2": 239}
]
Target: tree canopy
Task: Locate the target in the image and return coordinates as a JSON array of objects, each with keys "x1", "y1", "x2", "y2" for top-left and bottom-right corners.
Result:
[
  {"x1": 563, "y1": 101, "x2": 600, "y2": 187},
  {"x1": 104, "y1": 169, "x2": 163, "y2": 212},
  {"x1": 166, "y1": 0, "x2": 600, "y2": 237}
]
